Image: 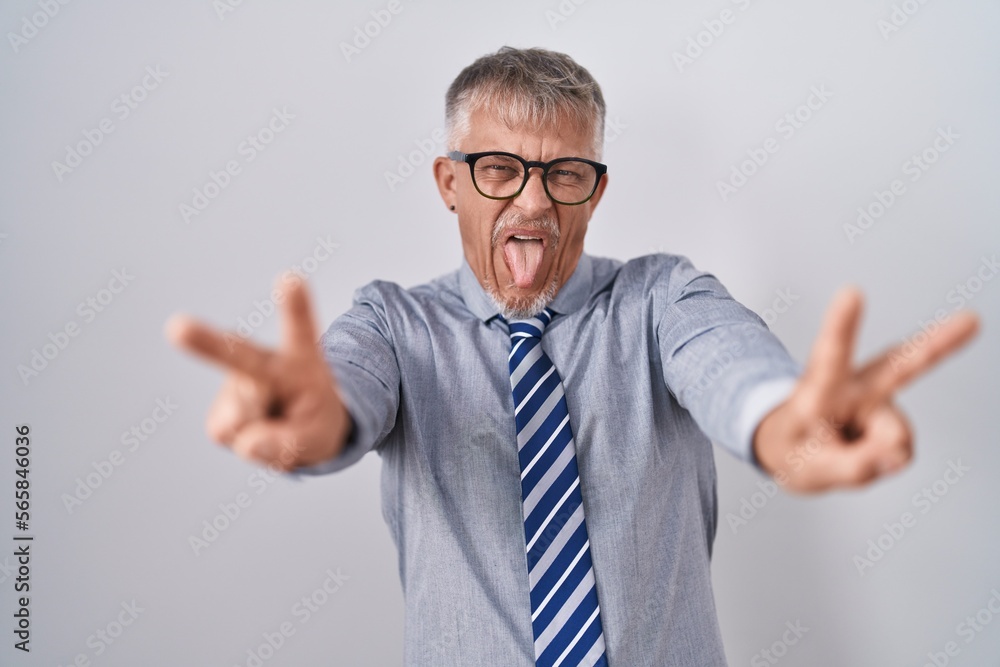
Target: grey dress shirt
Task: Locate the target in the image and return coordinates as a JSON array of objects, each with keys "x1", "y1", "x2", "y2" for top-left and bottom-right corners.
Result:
[{"x1": 301, "y1": 252, "x2": 801, "y2": 666}]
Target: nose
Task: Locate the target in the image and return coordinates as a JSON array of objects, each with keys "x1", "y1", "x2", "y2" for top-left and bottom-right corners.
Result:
[{"x1": 514, "y1": 166, "x2": 554, "y2": 218}]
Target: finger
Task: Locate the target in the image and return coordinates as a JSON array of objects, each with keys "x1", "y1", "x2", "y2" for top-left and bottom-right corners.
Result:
[
  {"x1": 847, "y1": 406, "x2": 912, "y2": 483},
  {"x1": 800, "y1": 286, "x2": 864, "y2": 406},
  {"x1": 277, "y1": 273, "x2": 320, "y2": 354},
  {"x1": 855, "y1": 310, "x2": 980, "y2": 405},
  {"x1": 205, "y1": 375, "x2": 271, "y2": 445},
  {"x1": 230, "y1": 422, "x2": 302, "y2": 471},
  {"x1": 166, "y1": 313, "x2": 274, "y2": 380},
  {"x1": 852, "y1": 403, "x2": 914, "y2": 476}
]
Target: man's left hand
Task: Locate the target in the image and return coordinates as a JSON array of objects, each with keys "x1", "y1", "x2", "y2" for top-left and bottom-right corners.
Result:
[{"x1": 752, "y1": 287, "x2": 980, "y2": 493}]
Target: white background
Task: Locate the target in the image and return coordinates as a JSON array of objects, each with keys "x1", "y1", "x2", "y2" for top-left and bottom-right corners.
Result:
[{"x1": 1, "y1": 1, "x2": 998, "y2": 665}]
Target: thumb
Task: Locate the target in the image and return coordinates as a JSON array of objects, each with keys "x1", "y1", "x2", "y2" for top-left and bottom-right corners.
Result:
[
  {"x1": 816, "y1": 405, "x2": 913, "y2": 489},
  {"x1": 231, "y1": 422, "x2": 303, "y2": 471}
]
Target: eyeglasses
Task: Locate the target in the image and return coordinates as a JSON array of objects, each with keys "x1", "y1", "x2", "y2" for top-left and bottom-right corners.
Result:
[{"x1": 448, "y1": 150, "x2": 607, "y2": 206}]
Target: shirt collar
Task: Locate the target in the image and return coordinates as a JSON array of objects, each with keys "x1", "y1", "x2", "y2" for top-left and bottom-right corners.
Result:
[{"x1": 458, "y1": 252, "x2": 594, "y2": 323}]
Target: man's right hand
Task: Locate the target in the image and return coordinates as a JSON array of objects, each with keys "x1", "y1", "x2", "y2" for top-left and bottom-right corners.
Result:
[{"x1": 165, "y1": 274, "x2": 351, "y2": 471}]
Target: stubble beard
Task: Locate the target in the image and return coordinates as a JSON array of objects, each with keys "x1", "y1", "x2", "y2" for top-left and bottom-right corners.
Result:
[{"x1": 485, "y1": 209, "x2": 561, "y2": 321}]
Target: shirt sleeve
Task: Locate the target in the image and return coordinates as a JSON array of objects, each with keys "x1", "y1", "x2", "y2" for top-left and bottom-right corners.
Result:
[
  {"x1": 653, "y1": 255, "x2": 802, "y2": 468},
  {"x1": 292, "y1": 282, "x2": 401, "y2": 475}
]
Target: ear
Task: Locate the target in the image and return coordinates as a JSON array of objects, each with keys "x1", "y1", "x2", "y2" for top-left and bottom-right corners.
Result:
[{"x1": 433, "y1": 156, "x2": 457, "y2": 211}]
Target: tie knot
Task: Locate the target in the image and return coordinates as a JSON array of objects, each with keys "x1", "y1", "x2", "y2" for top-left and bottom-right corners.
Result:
[{"x1": 505, "y1": 307, "x2": 555, "y2": 340}]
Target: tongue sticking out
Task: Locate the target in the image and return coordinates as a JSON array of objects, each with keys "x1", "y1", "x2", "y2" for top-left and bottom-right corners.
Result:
[{"x1": 503, "y1": 238, "x2": 545, "y2": 289}]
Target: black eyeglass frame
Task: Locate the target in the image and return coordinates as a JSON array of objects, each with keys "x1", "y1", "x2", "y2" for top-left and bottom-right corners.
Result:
[{"x1": 447, "y1": 150, "x2": 608, "y2": 206}]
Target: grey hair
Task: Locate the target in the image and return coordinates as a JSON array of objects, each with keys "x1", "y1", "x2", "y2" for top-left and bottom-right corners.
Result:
[{"x1": 444, "y1": 46, "x2": 606, "y2": 160}]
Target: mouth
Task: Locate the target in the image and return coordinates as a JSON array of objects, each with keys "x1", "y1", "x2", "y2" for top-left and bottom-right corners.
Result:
[{"x1": 501, "y1": 229, "x2": 550, "y2": 289}]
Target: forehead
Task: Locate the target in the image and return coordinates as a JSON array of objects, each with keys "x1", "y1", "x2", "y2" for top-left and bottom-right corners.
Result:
[{"x1": 462, "y1": 106, "x2": 595, "y2": 160}]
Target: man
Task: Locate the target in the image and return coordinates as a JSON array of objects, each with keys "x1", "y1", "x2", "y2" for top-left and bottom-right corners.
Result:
[{"x1": 166, "y1": 47, "x2": 979, "y2": 666}]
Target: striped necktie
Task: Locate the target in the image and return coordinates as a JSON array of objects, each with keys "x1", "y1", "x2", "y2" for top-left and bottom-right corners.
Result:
[{"x1": 504, "y1": 307, "x2": 609, "y2": 667}]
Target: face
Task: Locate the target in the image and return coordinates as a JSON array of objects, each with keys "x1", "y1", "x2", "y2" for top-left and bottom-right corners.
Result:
[{"x1": 433, "y1": 106, "x2": 607, "y2": 318}]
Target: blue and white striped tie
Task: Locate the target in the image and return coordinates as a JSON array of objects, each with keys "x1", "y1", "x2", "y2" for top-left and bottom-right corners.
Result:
[{"x1": 504, "y1": 308, "x2": 609, "y2": 667}]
